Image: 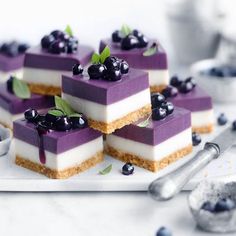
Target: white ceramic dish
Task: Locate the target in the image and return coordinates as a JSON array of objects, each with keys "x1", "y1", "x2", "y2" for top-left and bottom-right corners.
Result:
[
  {"x1": 190, "y1": 59, "x2": 236, "y2": 103},
  {"x1": 0, "y1": 124, "x2": 11, "y2": 156}
]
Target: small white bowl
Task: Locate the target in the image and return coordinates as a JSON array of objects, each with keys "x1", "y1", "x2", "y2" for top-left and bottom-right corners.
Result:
[
  {"x1": 0, "y1": 124, "x2": 11, "y2": 156},
  {"x1": 190, "y1": 59, "x2": 236, "y2": 103}
]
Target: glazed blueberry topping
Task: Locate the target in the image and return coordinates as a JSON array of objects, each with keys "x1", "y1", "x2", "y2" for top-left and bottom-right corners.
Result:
[
  {"x1": 106, "y1": 69, "x2": 122, "y2": 81},
  {"x1": 156, "y1": 227, "x2": 172, "y2": 236},
  {"x1": 41, "y1": 30, "x2": 78, "y2": 54},
  {"x1": 217, "y1": 113, "x2": 228, "y2": 126},
  {"x1": 55, "y1": 116, "x2": 71, "y2": 131},
  {"x1": 161, "y1": 102, "x2": 174, "y2": 115},
  {"x1": 151, "y1": 93, "x2": 165, "y2": 109},
  {"x1": 121, "y1": 34, "x2": 139, "y2": 50},
  {"x1": 72, "y1": 63, "x2": 83, "y2": 75},
  {"x1": 70, "y1": 115, "x2": 87, "y2": 129},
  {"x1": 6, "y1": 76, "x2": 14, "y2": 93},
  {"x1": 112, "y1": 30, "x2": 122, "y2": 43},
  {"x1": 0, "y1": 41, "x2": 29, "y2": 57},
  {"x1": 215, "y1": 198, "x2": 235, "y2": 212},
  {"x1": 192, "y1": 132, "x2": 201, "y2": 146},
  {"x1": 201, "y1": 201, "x2": 215, "y2": 212},
  {"x1": 161, "y1": 86, "x2": 178, "y2": 99},
  {"x1": 152, "y1": 107, "x2": 167, "y2": 121},
  {"x1": 88, "y1": 63, "x2": 107, "y2": 80},
  {"x1": 170, "y1": 75, "x2": 182, "y2": 87},
  {"x1": 104, "y1": 56, "x2": 121, "y2": 71},
  {"x1": 24, "y1": 108, "x2": 38, "y2": 122},
  {"x1": 122, "y1": 163, "x2": 134, "y2": 175}
]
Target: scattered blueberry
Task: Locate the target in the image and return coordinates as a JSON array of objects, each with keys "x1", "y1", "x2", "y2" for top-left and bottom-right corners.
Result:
[
  {"x1": 121, "y1": 35, "x2": 139, "y2": 50},
  {"x1": 156, "y1": 227, "x2": 172, "y2": 236},
  {"x1": 24, "y1": 108, "x2": 38, "y2": 122},
  {"x1": 215, "y1": 198, "x2": 235, "y2": 213},
  {"x1": 120, "y1": 60, "x2": 129, "y2": 74},
  {"x1": 232, "y1": 121, "x2": 236, "y2": 131},
  {"x1": 201, "y1": 201, "x2": 215, "y2": 212},
  {"x1": 55, "y1": 116, "x2": 71, "y2": 131},
  {"x1": 179, "y1": 81, "x2": 193, "y2": 94},
  {"x1": 72, "y1": 63, "x2": 83, "y2": 75},
  {"x1": 18, "y1": 43, "x2": 29, "y2": 53},
  {"x1": 192, "y1": 132, "x2": 201, "y2": 146},
  {"x1": 161, "y1": 86, "x2": 178, "y2": 98},
  {"x1": 152, "y1": 107, "x2": 167, "y2": 121},
  {"x1": 122, "y1": 163, "x2": 134, "y2": 175},
  {"x1": 217, "y1": 113, "x2": 228, "y2": 126},
  {"x1": 112, "y1": 30, "x2": 122, "y2": 43},
  {"x1": 151, "y1": 93, "x2": 165, "y2": 109},
  {"x1": 170, "y1": 75, "x2": 182, "y2": 87},
  {"x1": 161, "y1": 102, "x2": 174, "y2": 115},
  {"x1": 70, "y1": 115, "x2": 87, "y2": 129},
  {"x1": 88, "y1": 63, "x2": 107, "y2": 80}
]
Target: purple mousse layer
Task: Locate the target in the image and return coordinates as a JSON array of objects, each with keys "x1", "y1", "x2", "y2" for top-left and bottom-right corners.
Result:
[
  {"x1": 62, "y1": 68, "x2": 149, "y2": 105},
  {"x1": 13, "y1": 120, "x2": 102, "y2": 154},
  {"x1": 0, "y1": 84, "x2": 54, "y2": 114},
  {"x1": 168, "y1": 86, "x2": 213, "y2": 112},
  {"x1": 0, "y1": 54, "x2": 25, "y2": 72},
  {"x1": 113, "y1": 107, "x2": 191, "y2": 146},
  {"x1": 99, "y1": 39, "x2": 167, "y2": 70},
  {"x1": 24, "y1": 45, "x2": 94, "y2": 71}
]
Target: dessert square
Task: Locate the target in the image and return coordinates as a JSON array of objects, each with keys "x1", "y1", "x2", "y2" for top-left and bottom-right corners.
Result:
[
  {"x1": 99, "y1": 28, "x2": 169, "y2": 93},
  {"x1": 14, "y1": 118, "x2": 104, "y2": 179},
  {"x1": 0, "y1": 41, "x2": 29, "y2": 81},
  {"x1": 105, "y1": 107, "x2": 192, "y2": 172},
  {"x1": 0, "y1": 83, "x2": 54, "y2": 129},
  {"x1": 62, "y1": 68, "x2": 152, "y2": 134}
]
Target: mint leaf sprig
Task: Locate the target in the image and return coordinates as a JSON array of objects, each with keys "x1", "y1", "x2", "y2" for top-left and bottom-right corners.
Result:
[
  {"x1": 99, "y1": 164, "x2": 112, "y2": 175},
  {"x1": 143, "y1": 42, "x2": 158, "y2": 57},
  {"x1": 12, "y1": 76, "x2": 31, "y2": 99},
  {"x1": 91, "y1": 46, "x2": 110, "y2": 64},
  {"x1": 64, "y1": 25, "x2": 73, "y2": 37},
  {"x1": 120, "y1": 24, "x2": 132, "y2": 37},
  {"x1": 137, "y1": 113, "x2": 152, "y2": 128}
]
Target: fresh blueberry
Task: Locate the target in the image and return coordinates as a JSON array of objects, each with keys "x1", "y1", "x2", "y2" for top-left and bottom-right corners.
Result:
[
  {"x1": 112, "y1": 30, "x2": 122, "y2": 43},
  {"x1": 152, "y1": 107, "x2": 167, "y2": 121},
  {"x1": 35, "y1": 114, "x2": 46, "y2": 123},
  {"x1": 18, "y1": 43, "x2": 29, "y2": 53},
  {"x1": 121, "y1": 35, "x2": 139, "y2": 50},
  {"x1": 215, "y1": 198, "x2": 235, "y2": 213},
  {"x1": 179, "y1": 81, "x2": 193, "y2": 93},
  {"x1": 161, "y1": 86, "x2": 178, "y2": 98},
  {"x1": 217, "y1": 113, "x2": 228, "y2": 126},
  {"x1": 70, "y1": 115, "x2": 87, "y2": 129},
  {"x1": 24, "y1": 108, "x2": 38, "y2": 122},
  {"x1": 170, "y1": 75, "x2": 182, "y2": 87},
  {"x1": 137, "y1": 35, "x2": 148, "y2": 48},
  {"x1": 88, "y1": 63, "x2": 107, "y2": 80},
  {"x1": 6, "y1": 42, "x2": 18, "y2": 57},
  {"x1": 72, "y1": 63, "x2": 83, "y2": 75},
  {"x1": 59, "y1": 33, "x2": 70, "y2": 41},
  {"x1": 201, "y1": 201, "x2": 215, "y2": 212},
  {"x1": 120, "y1": 60, "x2": 129, "y2": 74},
  {"x1": 55, "y1": 116, "x2": 71, "y2": 131},
  {"x1": 151, "y1": 93, "x2": 165, "y2": 109},
  {"x1": 66, "y1": 42, "x2": 78, "y2": 54},
  {"x1": 0, "y1": 43, "x2": 9, "y2": 53},
  {"x1": 49, "y1": 40, "x2": 65, "y2": 54},
  {"x1": 6, "y1": 76, "x2": 14, "y2": 93},
  {"x1": 161, "y1": 102, "x2": 174, "y2": 115},
  {"x1": 41, "y1": 35, "x2": 55, "y2": 49},
  {"x1": 192, "y1": 132, "x2": 201, "y2": 146},
  {"x1": 122, "y1": 163, "x2": 134, "y2": 175},
  {"x1": 156, "y1": 227, "x2": 172, "y2": 236},
  {"x1": 133, "y1": 29, "x2": 143, "y2": 38},
  {"x1": 104, "y1": 56, "x2": 121, "y2": 71},
  {"x1": 106, "y1": 69, "x2": 122, "y2": 81},
  {"x1": 50, "y1": 30, "x2": 64, "y2": 39},
  {"x1": 45, "y1": 112, "x2": 61, "y2": 125},
  {"x1": 185, "y1": 77, "x2": 196, "y2": 88},
  {"x1": 232, "y1": 121, "x2": 236, "y2": 131}
]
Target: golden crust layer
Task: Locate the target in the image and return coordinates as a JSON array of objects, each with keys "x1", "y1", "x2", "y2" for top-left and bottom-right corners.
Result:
[
  {"x1": 105, "y1": 144, "x2": 192, "y2": 172},
  {"x1": 150, "y1": 84, "x2": 167, "y2": 93},
  {"x1": 15, "y1": 151, "x2": 104, "y2": 179},
  {"x1": 192, "y1": 124, "x2": 214, "y2": 134},
  {"x1": 0, "y1": 121, "x2": 12, "y2": 130},
  {"x1": 88, "y1": 104, "x2": 151, "y2": 134},
  {"x1": 28, "y1": 83, "x2": 61, "y2": 96}
]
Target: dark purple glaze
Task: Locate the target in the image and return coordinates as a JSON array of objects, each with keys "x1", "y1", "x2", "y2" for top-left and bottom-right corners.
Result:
[
  {"x1": 24, "y1": 45, "x2": 94, "y2": 70},
  {"x1": 38, "y1": 135, "x2": 46, "y2": 164},
  {"x1": 13, "y1": 119, "x2": 102, "y2": 154},
  {"x1": 0, "y1": 84, "x2": 54, "y2": 114},
  {"x1": 62, "y1": 68, "x2": 149, "y2": 105},
  {"x1": 113, "y1": 107, "x2": 191, "y2": 146},
  {"x1": 0, "y1": 54, "x2": 25, "y2": 72},
  {"x1": 167, "y1": 86, "x2": 213, "y2": 112},
  {"x1": 99, "y1": 39, "x2": 167, "y2": 70}
]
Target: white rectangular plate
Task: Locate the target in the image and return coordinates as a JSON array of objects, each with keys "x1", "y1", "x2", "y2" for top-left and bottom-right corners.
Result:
[{"x1": 0, "y1": 124, "x2": 235, "y2": 192}]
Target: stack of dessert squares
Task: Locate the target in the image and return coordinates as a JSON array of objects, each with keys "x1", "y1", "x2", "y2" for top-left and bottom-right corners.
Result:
[{"x1": 0, "y1": 26, "x2": 214, "y2": 178}]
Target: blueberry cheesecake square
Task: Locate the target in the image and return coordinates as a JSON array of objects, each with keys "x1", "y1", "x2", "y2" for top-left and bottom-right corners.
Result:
[
  {"x1": 0, "y1": 77, "x2": 54, "y2": 129},
  {"x1": 14, "y1": 102, "x2": 104, "y2": 179},
  {"x1": 0, "y1": 41, "x2": 29, "y2": 82},
  {"x1": 22, "y1": 29, "x2": 94, "y2": 96},
  {"x1": 105, "y1": 102, "x2": 193, "y2": 172},
  {"x1": 162, "y1": 76, "x2": 214, "y2": 133},
  {"x1": 99, "y1": 26, "x2": 169, "y2": 93},
  {"x1": 62, "y1": 47, "x2": 152, "y2": 134}
]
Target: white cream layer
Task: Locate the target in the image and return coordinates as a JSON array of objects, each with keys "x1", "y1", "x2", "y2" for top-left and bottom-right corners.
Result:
[
  {"x1": 192, "y1": 109, "x2": 214, "y2": 127},
  {"x1": 0, "y1": 69, "x2": 23, "y2": 82},
  {"x1": 0, "y1": 106, "x2": 24, "y2": 128},
  {"x1": 62, "y1": 89, "x2": 151, "y2": 123},
  {"x1": 15, "y1": 136, "x2": 103, "y2": 171},
  {"x1": 23, "y1": 67, "x2": 71, "y2": 87},
  {"x1": 106, "y1": 128, "x2": 192, "y2": 161},
  {"x1": 145, "y1": 69, "x2": 169, "y2": 87}
]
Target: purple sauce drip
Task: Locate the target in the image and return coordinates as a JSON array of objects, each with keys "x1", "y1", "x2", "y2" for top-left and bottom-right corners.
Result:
[{"x1": 36, "y1": 127, "x2": 48, "y2": 164}]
